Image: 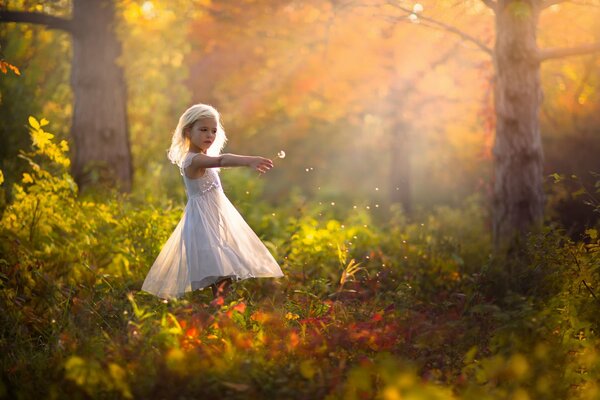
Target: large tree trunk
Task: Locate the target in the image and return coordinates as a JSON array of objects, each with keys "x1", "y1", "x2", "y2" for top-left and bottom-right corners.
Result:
[
  {"x1": 71, "y1": 0, "x2": 132, "y2": 191},
  {"x1": 492, "y1": 0, "x2": 545, "y2": 247}
]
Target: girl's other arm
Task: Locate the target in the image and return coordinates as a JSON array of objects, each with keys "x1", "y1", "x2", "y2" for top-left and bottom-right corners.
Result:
[{"x1": 189, "y1": 153, "x2": 273, "y2": 173}]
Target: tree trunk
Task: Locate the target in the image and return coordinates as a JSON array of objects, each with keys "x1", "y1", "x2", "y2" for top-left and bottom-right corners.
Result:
[
  {"x1": 71, "y1": 0, "x2": 132, "y2": 191},
  {"x1": 492, "y1": 0, "x2": 544, "y2": 247},
  {"x1": 389, "y1": 117, "x2": 411, "y2": 214}
]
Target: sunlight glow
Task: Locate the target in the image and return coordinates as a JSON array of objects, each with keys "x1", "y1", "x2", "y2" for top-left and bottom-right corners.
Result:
[{"x1": 141, "y1": 1, "x2": 156, "y2": 19}]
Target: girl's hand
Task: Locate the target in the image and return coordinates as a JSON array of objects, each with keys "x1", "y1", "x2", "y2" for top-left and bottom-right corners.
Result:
[{"x1": 249, "y1": 156, "x2": 273, "y2": 174}]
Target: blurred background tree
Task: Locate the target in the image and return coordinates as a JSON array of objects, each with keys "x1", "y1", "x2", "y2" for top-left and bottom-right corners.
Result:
[{"x1": 1, "y1": 0, "x2": 599, "y2": 238}]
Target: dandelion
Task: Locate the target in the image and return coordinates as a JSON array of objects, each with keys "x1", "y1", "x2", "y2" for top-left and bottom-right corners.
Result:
[{"x1": 277, "y1": 150, "x2": 286, "y2": 159}]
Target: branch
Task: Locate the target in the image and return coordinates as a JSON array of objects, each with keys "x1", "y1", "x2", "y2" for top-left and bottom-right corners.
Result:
[
  {"x1": 0, "y1": 10, "x2": 73, "y2": 33},
  {"x1": 481, "y1": 0, "x2": 498, "y2": 12},
  {"x1": 386, "y1": 1, "x2": 493, "y2": 57},
  {"x1": 537, "y1": 41, "x2": 600, "y2": 62}
]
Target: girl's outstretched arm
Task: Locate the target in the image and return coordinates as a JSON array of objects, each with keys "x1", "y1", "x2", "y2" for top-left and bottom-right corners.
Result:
[{"x1": 188, "y1": 152, "x2": 273, "y2": 173}]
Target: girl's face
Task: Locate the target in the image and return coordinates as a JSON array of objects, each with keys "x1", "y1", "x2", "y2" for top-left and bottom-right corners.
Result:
[{"x1": 186, "y1": 117, "x2": 217, "y2": 153}]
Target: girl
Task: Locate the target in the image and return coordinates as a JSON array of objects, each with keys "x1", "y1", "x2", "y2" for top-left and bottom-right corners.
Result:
[{"x1": 141, "y1": 104, "x2": 284, "y2": 300}]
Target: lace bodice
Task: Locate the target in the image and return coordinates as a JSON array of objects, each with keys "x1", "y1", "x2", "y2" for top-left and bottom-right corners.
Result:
[{"x1": 180, "y1": 152, "x2": 222, "y2": 199}]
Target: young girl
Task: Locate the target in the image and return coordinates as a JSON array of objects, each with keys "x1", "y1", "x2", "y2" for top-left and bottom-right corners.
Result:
[{"x1": 141, "y1": 104, "x2": 284, "y2": 300}]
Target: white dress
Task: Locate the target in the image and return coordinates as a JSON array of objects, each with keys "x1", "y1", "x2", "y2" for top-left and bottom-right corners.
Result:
[{"x1": 141, "y1": 151, "x2": 284, "y2": 299}]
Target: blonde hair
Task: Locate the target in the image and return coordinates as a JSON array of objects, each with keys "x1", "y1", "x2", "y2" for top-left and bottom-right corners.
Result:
[{"x1": 167, "y1": 104, "x2": 227, "y2": 168}]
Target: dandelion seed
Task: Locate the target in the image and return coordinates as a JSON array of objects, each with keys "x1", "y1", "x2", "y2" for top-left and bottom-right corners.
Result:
[
  {"x1": 375, "y1": 204, "x2": 379, "y2": 208},
  {"x1": 331, "y1": 202, "x2": 335, "y2": 206},
  {"x1": 402, "y1": 240, "x2": 407, "y2": 243},
  {"x1": 310, "y1": 167, "x2": 314, "y2": 171},
  {"x1": 277, "y1": 150, "x2": 286, "y2": 159},
  {"x1": 353, "y1": 205, "x2": 357, "y2": 209},
  {"x1": 366, "y1": 256, "x2": 370, "y2": 259},
  {"x1": 409, "y1": 13, "x2": 419, "y2": 23},
  {"x1": 364, "y1": 224, "x2": 368, "y2": 228},
  {"x1": 305, "y1": 168, "x2": 310, "y2": 172},
  {"x1": 272, "y1": 213, "x2": 276, "y2": 216},
  {"x1": 51, "y1": 319, "x2": 56, "y2": 324},
  {"x1": 246, "y1": 191, "x2": 250, "y2": 195},
  {"x1": 404, "y1": 256, "x2": 408, "y2": 259},
  {"x1": 341, "y1": 224, "x2": 345, "y2": 228},
  {"x1": 413, "y1": 3, "x2": 424, "y2": 13},
  {"x1": 123, "y1": 310, "x2": 128, "y2": 315},
  {"x1": 375, "y1": 187, "x2": 379, "y2": 191},
  {"x1": 353, "y1": 236, "x2": 357, "y2": 239},
  {"x1": 366, "y1": 206, "x2": 370, "y2": 210},
  {"x1": 162, "y1": 299, "x2": 168, "y2": 304}
]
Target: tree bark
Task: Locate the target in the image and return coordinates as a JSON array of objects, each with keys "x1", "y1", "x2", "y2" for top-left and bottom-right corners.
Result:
[
  {"x1": 71, "y1": 0, "x2": 132, "y2": 191},
  {"x1": 492, "y1": 0, "x2": 545, "y2": 247}
]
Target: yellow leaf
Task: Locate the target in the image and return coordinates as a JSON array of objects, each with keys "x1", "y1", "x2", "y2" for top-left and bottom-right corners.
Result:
[
  {"x1": 28, "y1": 116, "x2": 40, "y2": 130},
  {"x1": 0, "y1": 170, "x2": 4, "y2": 185},
  {"x1": 40, "y1": 118, "x2": 49, "y2": 127},
  {"x1": 299, "y1": 360, "x2": 316, "y2": 379},
  {"x1": 31, "y1": 129, "x2": 54, "y2": 150},
  {"x1": 22, "y1": 173, "x2": 33, "y2": 184}
]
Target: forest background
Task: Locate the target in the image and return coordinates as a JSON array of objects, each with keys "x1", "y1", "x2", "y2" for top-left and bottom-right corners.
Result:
[{"x1": 1, "y1": 0, "x2": 600, "y2": 399}]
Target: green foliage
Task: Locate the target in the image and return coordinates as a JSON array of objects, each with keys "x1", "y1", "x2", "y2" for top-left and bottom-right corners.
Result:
[{"x1": 1, "y1": 118, "x2": 600, "y2": 399}]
